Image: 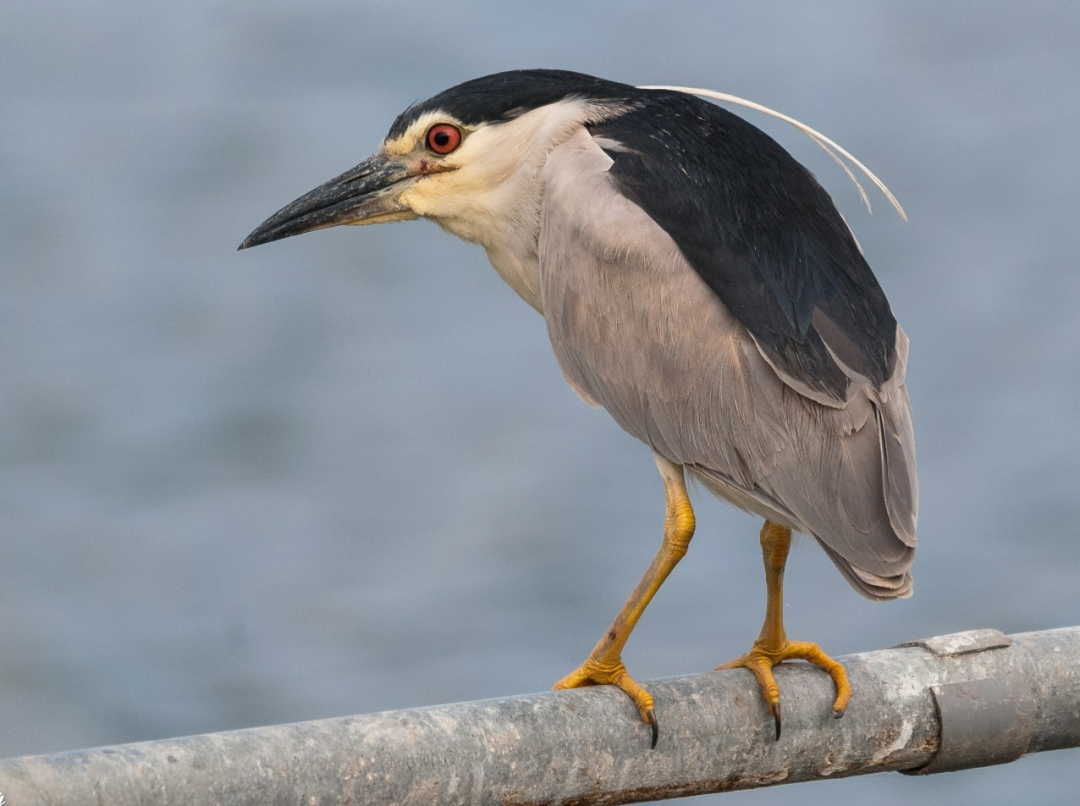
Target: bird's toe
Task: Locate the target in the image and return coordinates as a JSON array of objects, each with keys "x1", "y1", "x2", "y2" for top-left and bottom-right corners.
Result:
[
  {"x1": 553, "y1": 657, "x2": 659, "y2": 747},
  {"x1": 717, "y1": 639, "x2": 849, "y2": 739}
]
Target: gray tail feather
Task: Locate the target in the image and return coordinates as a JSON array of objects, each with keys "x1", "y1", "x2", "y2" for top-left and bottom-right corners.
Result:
[
  {"x1": 876, "y1": 392, "x2": 918, "y2": 548},
  {"x1": 817, "y1": 539, "x2": 913, "y2": 601}
]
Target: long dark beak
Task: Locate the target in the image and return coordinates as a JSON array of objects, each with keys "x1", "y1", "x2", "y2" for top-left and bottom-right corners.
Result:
[{"x1": 238, "y1": 153, "x2": 419, "y2": 249}]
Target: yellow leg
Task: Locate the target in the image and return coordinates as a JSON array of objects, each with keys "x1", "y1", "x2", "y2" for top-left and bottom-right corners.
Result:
[
  {"x1": 717, "y1": 521, "x2": 851, "y2": 739},
  {"x1": 553, "y1": 453, "x2": 695, "y2": 748}
]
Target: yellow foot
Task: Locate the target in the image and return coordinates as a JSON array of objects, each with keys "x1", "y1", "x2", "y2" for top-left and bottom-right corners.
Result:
[
  {"x1": 717, "y1": 640, "x2": 851, "y2": 740},
  {"x1": 553, "y1": 658, "x2": 659, "y2": 748}
]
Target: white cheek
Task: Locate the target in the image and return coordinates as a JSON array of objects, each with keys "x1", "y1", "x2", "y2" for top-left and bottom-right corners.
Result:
[{"x1": 399, "y1": 176, "x2": 489, "y2": 236}]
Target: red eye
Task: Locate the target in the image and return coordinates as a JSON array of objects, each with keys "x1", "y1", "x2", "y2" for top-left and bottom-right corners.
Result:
[{"x1": 426, "y1": 124, "x2": 462, "y2": 155}]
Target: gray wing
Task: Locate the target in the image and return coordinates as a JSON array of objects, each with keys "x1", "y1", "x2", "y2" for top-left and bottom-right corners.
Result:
[{"x1": 537, "y1": 129, "x2": 917, "y2": 601}]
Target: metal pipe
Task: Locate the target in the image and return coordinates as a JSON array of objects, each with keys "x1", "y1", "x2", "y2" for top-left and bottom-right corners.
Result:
[{"x1": 1, "y1": 627, "x2": 1078, "y2": 805}]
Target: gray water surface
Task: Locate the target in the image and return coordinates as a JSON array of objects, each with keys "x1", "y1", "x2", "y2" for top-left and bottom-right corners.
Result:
[{"x1": 2, "y1": 2, "x2": 1079, "y2": 803}]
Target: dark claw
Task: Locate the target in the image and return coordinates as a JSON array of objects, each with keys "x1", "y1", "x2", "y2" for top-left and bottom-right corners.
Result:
[
  {"x1": 833, "y1": 708, "x2": 846, "y2": 720},
  {"x1": 773, "y1": 703, "x2": 782, "y2": 740},
  {"x1": 647, "y1": 709, "x2": 659, "y2": 749}
]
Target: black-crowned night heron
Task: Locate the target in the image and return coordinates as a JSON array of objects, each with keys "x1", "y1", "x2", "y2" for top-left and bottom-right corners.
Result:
[{"x1": 240, "y1": 69, "x2": 917, "y2": 747}]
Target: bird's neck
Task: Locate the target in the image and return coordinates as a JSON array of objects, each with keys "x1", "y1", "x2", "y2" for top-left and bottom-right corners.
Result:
[{"x1": 400, "y1": 99, "x2": 620, "y2": 314}]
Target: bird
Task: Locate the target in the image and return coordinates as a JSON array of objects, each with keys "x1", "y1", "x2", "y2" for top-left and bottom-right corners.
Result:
[{"x1": 239, "y1": 69, "x2": 917, "y2": 748}]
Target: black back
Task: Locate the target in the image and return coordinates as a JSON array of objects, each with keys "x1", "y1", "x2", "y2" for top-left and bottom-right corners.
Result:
[{"x1": 589, "y1": 90, "x2": 897, "y2": 401}]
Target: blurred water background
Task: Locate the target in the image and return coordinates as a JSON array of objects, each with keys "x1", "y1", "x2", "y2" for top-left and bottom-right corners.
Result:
[{"x1": 2, "y1": 1, "x2": 1079, "y2": 803}]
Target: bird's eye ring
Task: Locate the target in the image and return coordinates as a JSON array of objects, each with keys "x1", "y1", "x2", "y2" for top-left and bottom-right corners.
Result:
[{"x1": 426, "y1": 124, "x2": 462, "y2": 155}]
